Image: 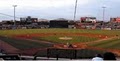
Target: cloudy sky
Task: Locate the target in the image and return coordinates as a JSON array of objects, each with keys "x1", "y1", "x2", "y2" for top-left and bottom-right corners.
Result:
[{"x1": 0, "y1": 0, "x2": 120, "y2": 21}]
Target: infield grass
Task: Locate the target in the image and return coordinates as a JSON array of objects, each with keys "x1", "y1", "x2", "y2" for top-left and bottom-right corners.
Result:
[
  {"x1": 34, "y1": 36, "x2": 98, "y2": 44},
  {"x1": 90, "y1": 38, "x2": 120, "y2": 49}
]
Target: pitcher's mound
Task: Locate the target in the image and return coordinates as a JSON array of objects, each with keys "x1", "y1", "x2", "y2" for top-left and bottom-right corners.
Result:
[{"x1": 59, "y1": 36, "x2": 72, "y2": 40}]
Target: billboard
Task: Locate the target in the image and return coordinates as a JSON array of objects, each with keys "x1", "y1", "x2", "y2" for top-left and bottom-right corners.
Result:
[
  {"x1": 116, "y1": 18, "x2": 120, "y2": 22},
  {"x1": 110, "y1": 17, "x2": 120, "y2": 23}
]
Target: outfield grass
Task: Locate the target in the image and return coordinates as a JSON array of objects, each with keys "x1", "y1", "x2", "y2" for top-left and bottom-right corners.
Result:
[
  {"x1": 34, "y1": 36, "x2": 98, "y2": 44},
  {"x1": 0, "y1": 28, "x2": 120, "y2": 37}
]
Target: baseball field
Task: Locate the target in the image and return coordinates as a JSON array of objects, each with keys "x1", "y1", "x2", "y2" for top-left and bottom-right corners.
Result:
[{"x1": 0, "y1": 28, "x2": 120, "y2": 57}]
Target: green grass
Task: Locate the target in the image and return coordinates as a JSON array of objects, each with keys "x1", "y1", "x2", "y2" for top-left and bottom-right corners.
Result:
[
  {"x1": 0, "y1": 28, "x2": 120, "y2": 49},
  {"x1": 90, "y1": 38, "x2": 120, "y2": 49},
  {"x1": 0, "y1": 36, "x2": 53, "y2": 49},
  {"x1": 34, "y1": 36, "x2": 99, "y2": 44},
  {"x1": 0, "y1": 28, "x2": 120, "y2": 37}
]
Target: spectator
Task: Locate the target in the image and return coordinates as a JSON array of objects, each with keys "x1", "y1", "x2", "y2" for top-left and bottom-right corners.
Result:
[
  {"x1": 68, "y1": 44, "x2": 73, "y2": 48},
  {"x1": 92, "y1": 54, "x2": 103, "y2": 61},
  {"x1": 66, "y1": 42, "x2": 69, "y2": 47},
  {"x1": 0, "y1": 58, "x2": 4, "y2": 61},
  {"x1": 103, "y1": 52, "x2": 116, "y2": 60}
]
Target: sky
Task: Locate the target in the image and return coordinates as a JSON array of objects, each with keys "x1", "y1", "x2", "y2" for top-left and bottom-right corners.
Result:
[{"x1": 0, "y1": 0, "x2": 120, "y2": 21}]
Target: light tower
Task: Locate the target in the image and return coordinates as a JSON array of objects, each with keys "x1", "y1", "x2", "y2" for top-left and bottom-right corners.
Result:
[
  {"x1": 101, "y1": 6, "x2": 106, "y2": 28},
  {"x1": 73, "y1": 0, "x2": 78, "y2": 21},
  {"x1": 13, "y1": 5, "x2": 17, "y2": 28},
  {"x1": 102, "y1": 6, "x2": 106, "y2": 22}
]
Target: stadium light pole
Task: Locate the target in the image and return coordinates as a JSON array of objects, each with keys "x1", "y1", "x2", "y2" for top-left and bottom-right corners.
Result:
[
  {"x1": 13, "y1": 5, "x2": 17, "y2": 28},
  {"x1": 101, "y1": 6, "x2": 106, "y2": 28},
  {"x1": 73, "y1": 0, "x2": 78, "y2": 21},
  {"x1": 102, "y1": 6, "x2": 106, "y2": 22}
]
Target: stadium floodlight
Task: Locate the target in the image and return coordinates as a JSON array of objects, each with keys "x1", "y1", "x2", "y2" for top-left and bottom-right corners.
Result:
[
  {"x1": 13, "y1": 5, "x2": 17, "y2": 28},
  {"x1": 73, "y1": 0, "x2": 78, "y2": 21},
  {"x1": 102, "y1": 6, "x2": 106, "y2": 22},
  {"x1": 102, "y1": 6, "x2": 106, "y2": 28}
]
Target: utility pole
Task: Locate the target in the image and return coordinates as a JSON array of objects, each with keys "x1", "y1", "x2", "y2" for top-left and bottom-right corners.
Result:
[
  {"x1": 13, "y1": 5, "x2": 17, "y2": 28},
  {"x1": 73, "y1": 0, "x2": 78, "y2": 21}
]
